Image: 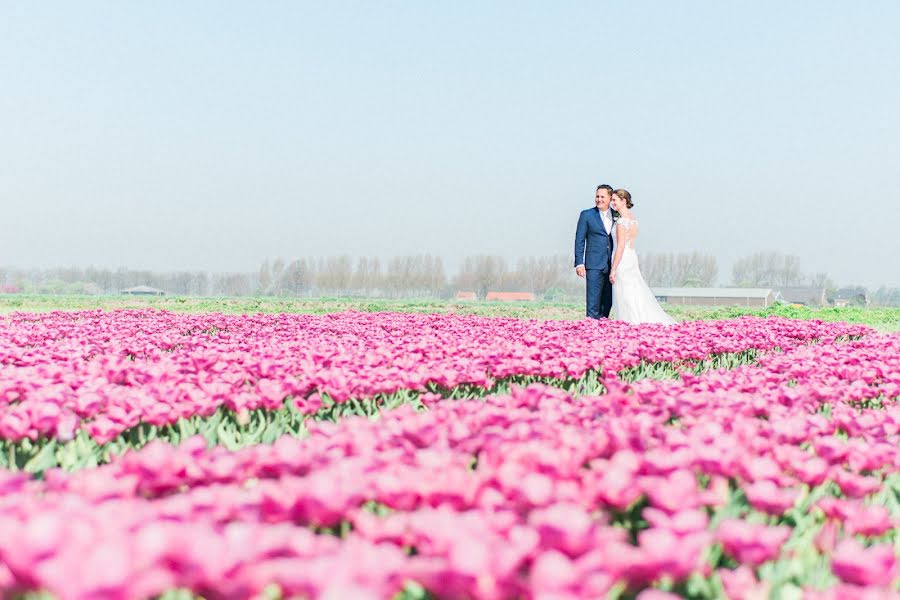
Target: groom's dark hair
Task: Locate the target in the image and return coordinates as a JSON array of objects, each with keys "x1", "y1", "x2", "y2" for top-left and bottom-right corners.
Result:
[{"x1": 596, "y1": 184, "x2": 614, "y2": 194}]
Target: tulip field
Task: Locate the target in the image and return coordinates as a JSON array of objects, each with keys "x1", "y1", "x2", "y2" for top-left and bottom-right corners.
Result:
[{"x1": 0, "y1": 309, "x2": 898, "y2": 599}]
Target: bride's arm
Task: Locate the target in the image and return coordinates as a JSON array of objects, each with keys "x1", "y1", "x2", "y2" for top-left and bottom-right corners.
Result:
[{"x1": 609, "y1": 222, "x2": 625, "y2": 284}]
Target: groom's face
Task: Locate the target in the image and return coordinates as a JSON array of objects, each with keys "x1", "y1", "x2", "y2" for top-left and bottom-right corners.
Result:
[{"x1": 595, "y1": 189, "x2": 611, "y2": 211}]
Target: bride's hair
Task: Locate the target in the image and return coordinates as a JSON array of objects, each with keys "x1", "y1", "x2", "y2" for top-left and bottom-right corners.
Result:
[{"x1": 614, "y1": 189, "x2": 634, "y2": 209}]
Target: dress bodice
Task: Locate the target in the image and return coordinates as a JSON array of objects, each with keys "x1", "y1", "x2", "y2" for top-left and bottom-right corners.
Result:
[{"x1": 613, "y1": 217, "x2": 639, "y2": 250}]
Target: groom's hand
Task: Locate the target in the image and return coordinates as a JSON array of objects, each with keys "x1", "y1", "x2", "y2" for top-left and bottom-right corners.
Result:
[{"x1": 575, "y1": 265, "x2": 585, "y2": 278}]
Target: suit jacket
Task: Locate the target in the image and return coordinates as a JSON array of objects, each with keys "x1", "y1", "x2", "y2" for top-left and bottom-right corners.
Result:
[{"x1": 574, "y1": 207, "x2": 614, "y2": 271}]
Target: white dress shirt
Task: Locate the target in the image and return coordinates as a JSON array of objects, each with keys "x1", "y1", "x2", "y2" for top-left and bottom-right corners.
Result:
[{"x1": 600, "y1": 209, "x2": 612, "y2": 234}]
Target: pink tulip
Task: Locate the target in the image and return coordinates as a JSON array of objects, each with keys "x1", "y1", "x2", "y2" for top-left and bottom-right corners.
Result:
[
  {"x1": 843, "y1": 503, "x2": 894, "y2": 537},
  {"x1": 638, "y1": 527, "x2": 711, "y2": 581},
  {"x1": 642, "y1": 508, "x2": 709, "y2": 535},
  {"x1": 717, "y1": 520, "x2": 791, "y2": 566},
  {"x1": 831, "y1": 539, "x2": 896, "y2": 587},
  {"x1": 637, "y1": 591, "x2": 683, "y2": 600},
  {"x1": 0, "y1": 411, "x2": 29, "y2": 441},
  {"x1": 792, "y1": 456, "x2": 829, "y2": 486},
  {"x1": 743, "y1": 480, "x2": 799, "y2": 515},
  {"x1": 814, "y1": 521, "x2": 839, "y2": 554},
  {"x1": 718, "y1": 566, "x2": 770, "y2": 600},
  {"x1": 530, "y1": 550, "x2": 579, "y2": 593},
  {"x1": 831, "y1": 469, "x2": 883, "y2": 498},
  {"x1": 528, "y1": 503, "x2": 595, "y2": 557},
  {"x1": 0, "y1": 311, "x2": 895, "y2": 599},
  {"x1": 641, "y1": 470, "x2": 704, "y2": 513},
  {"x1": 0, "y1": 311, "x2": 874, "y2": 445}
]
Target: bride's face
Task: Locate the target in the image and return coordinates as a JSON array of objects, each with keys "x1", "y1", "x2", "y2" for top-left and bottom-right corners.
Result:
[{"x1": 610, "y1": 194, "x2": 622, "y2": 211}]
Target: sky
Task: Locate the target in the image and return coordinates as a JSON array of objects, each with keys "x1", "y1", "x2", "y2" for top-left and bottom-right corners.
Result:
[{"x1": 1, "y1": 1, "x2": 898, "y2": 287}]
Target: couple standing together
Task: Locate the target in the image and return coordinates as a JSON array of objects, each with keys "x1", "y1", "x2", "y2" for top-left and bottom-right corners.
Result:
[{"x1": 574, "y1": 185, "x2": 675, "y2": 325}]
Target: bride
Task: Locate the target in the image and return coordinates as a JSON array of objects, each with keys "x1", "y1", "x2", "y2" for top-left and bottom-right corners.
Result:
[{"x1": 608, "y1": 189, "x2": 676, "y2": 325}]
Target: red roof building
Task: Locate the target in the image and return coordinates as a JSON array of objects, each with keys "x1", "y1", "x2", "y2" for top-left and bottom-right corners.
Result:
[{"x1": 485, "y1": 292, "x2": 535, "y2": 302}]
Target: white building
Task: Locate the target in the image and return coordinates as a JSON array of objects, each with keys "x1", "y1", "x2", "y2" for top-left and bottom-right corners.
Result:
[
  {"x1": 121, "y1": 285, "x2": 166, "y2": 297},
  {"x1": 652, "y1": 287, "x2": 776, "y2": 308}
]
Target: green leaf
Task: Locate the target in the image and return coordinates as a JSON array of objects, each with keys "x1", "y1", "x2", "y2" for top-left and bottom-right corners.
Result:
[{"x1": 23, "y1": 439, "x2": 57, "y2": 473}]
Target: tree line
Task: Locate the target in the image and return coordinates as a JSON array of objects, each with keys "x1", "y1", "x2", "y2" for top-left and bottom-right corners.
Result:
[
  {"x1": 257, "y1": 256, "x2": 449, "y2": 298},
  {"x1": 731, "y1": 252, "x2": 822, "y2": 288},
  {"x1": 0, "y1": 253, "x2": 716, "y2": 300},
  {"x1": 1, "y1": 253, "x2": 896, "y2": 304}
]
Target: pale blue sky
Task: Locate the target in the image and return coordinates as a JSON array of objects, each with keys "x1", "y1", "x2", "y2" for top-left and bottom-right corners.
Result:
[{"x1": 1, "y1": 1, "x2": 898, "y2": 286}]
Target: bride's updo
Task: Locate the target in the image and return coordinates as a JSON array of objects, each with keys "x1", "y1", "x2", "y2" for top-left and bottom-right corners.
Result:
[{"x1": 614, "y1": 189, "x2": 634, "y2": 209}]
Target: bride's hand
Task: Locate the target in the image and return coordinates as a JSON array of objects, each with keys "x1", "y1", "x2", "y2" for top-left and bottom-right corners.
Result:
[{"x1": 609, "y1": 271, "x2": 616, "y2": 284}]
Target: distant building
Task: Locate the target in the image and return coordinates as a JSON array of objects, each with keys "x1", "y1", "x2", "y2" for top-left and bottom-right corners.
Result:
[
  {"x1": 832, "y1": 287, "x2": 869, "y2": 308},
  {"x1": 121, "y1": 285, "x2": 166, "y2": 297},
  {"x1": 485, "y1": 291, "x2": 536, "y2": 302},
  {"x1": 455, "y1": 291, "x2": 477, "y2": 301},
  {"x1": 652, "y1": 287, "x2": 776, "y2": 308},
  {"x1": 776, "y1": 286, "x2": 827, "y2": 307}
]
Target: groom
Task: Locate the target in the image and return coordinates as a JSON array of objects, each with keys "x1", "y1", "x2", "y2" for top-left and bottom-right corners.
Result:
[{"x1": 574, "y1": 184, "x2": 615, "y2": 319}]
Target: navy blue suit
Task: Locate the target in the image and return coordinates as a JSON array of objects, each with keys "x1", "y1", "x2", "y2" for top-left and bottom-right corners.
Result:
[{"x1": 574, "y1": 207, "x2": 614, "y2": 319}]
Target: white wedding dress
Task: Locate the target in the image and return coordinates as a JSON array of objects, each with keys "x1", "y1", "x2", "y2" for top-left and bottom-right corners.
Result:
[{"x1": 610, "y1": 217, "x2": 676, "y2": 325}]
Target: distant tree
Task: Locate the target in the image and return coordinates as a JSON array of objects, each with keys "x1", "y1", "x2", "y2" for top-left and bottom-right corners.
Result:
[
  {"x1": 385, "y1": 255, "x2": 420, "y2": 297},
  {"x1": 456, "y1": 255, "x2": 507, "y2": 300},
  {"x1": 501, "y1": 263, "x2": 525, "y2": 293},
  {"x1": 732, "y1": 252, "x2": 804, "y2": 287},
  {"x1": 808, "y1": 272, "x2": 837, "y2": 297},
  {"x1": 49, "y1": 266, "x2": 82, "y2": 284},
  {"x1": 301, "y1": 259, "x2": 314, "y2": 296},
  {"x1": 271, "y1": 258, "x2": 286, "y2": 285},
  {"x1": 385, "y1": 254, "x2": 447, "y2": 298},
  {"x1": 641, "y1": 252, "x2": 718, "y2": 287},
  {"x1": 83, "y1": 266, "x2": 113, "y2": 293},
  {"x1": 512, "y1": 255, "x2": 567, "y2": 297},
  {"x1": 210, "y1": 272, "x2": 254, "y2": 296},
  {"x1": 533, "y1": 255, "x2": 565, "y2": 297},
  {"x1": 281, "y1": 259, "x2": 310, "y2": 296},
  {"x1": 676, "y1": 252, "x2": 719, "y2": 287},
  {"x1": 315, "y1": 255, "x2": 353, "y2": 295},
  {"x1": 42, "y1": 279, "x2": 67, "y2": 295},
  {"x1": 269, "y1": 257, "x2": 292, "y2": 296},
  {"x1": 640, "y1": 253, "x2": 674, "y2": 287},
  {"x1": 369, "y1": 257, "x2": 384, "y2": 294},
  {"x1": 872, "y1": 286, "x2": 900, "y2": 307},
  {"x1": 171, "y1": 271, "x2": 198, "y2": 295},
  {"x1": 428, "y1": 255, "x2": 446, "y2": 297},
  {"x1": 258, "y1": 260, "x2": 273, "y2": 295},
  {"x1": 350, "y1": 256, "x2": 372, "y2": 296},
  {"x1": 409, "y1": 255, "x2": 426, "y2": 295}
]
